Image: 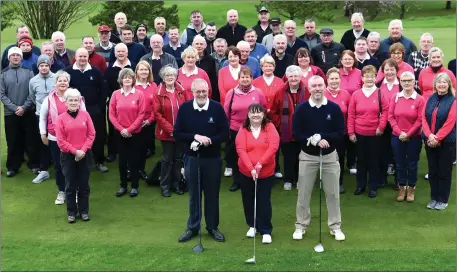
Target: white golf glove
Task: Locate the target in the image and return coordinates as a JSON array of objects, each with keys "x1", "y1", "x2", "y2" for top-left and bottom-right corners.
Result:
[
  {"x1": 190, "y1": 140, "x2": 202, "y2": 151},
  {"x1": 306, "y1": 134, "x2": 322, "y2": 146}
]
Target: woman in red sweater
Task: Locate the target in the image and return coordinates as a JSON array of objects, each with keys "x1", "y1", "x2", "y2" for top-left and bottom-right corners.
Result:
[
  {"x1": 376, "y1": 43, "x2": 413, "y2": 83},
  {"x1": 55, "y1": 88, "x2": 95, "y2": 223},
  {"x1": 109, "y1": 68, "x2": 146, "y2": 198},
  {"x1": 153, "y1": 66, "x2": 188, "y2": 197},
  {"x1": 388, "y1": 71, "x2": 424, "y2": 202},
  {"x1": 235, "y1": 103, "x2": 279, "y2": 244},
  {"x1": 224, "y1": 66, "x2": 267, "y2": 192},
  {"x1": 135, "y1": 60, "x2": 158, "y2": 180},
  {"x1": 290, "y1": 48, "x2": 326, "y2": 88},
  {"x1": 419, "y1": 47, "x2": 456, "y2": 102},
  {"x1": 324, "y1": 68, "x2": 351, "y2": 194},
  {"x1": 339, "y1": 50, "x2": 362, "y2": 95},
  {"x1": 422, "y1": 73, "x2": 456, "y2": 211},
  {"x1": 348, "y1": 65, "x2": 389, "y2": 198},
  {"x1": 218, "y1": 46, "x2": 242, "y2": 107},
  {"x1": 252, "y1": 54, "x2": 285, "y2": 179},
  {"x1": 177, "y1": 47, "x2": 212, "y2": 99}
]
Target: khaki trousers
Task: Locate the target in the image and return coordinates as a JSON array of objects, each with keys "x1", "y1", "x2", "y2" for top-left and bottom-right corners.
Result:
[{"x1": 295, "y1": 150, "x2": 342, "y2": 231}]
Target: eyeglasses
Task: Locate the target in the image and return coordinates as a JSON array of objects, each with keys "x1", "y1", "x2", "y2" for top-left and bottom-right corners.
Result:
[
  {"x1": 310, "y1": 83, "x2": 325, "y2": 88},
  {"x1": 400, "y1": 79, "x2": 414, "y2": 83}
]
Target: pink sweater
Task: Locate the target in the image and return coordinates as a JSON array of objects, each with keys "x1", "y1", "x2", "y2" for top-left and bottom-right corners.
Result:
[
  {"x1": 339, "y1": 67, "x2": 362, "y2": 95},
  {"x1": 177, "y1": 67, "x2": 212, "y2": 100},
  {"x1": 109, "y1": 89, "x2": 145, "y2": 134},
  {"x1": 135, "y1": 83, "x2": 157, "y2": 124},
  {"x1": 224, "y1": 85, "x2": 267, "y2": 131},
  {"x1": 376, "y1": 61, "x2": 414, "y2": 83},
  {"x1": 55, "y1": 110, "x2": 95, "y2": 154},
  {"x1": 379, "y1": 80, "x2": 401, "y2": 103},
  {"x1": 324, "y1": 88, "x2": 351, "y2": 134},
  {"x1": 388, "y1": 92, "x2": 425, "y2": 137},
  {"x1": 348, "y1": 88, "x2": 389, "y2": 136}
]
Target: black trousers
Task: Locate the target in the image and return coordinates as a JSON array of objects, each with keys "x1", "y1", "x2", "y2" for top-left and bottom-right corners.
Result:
[
  {"x1": 160, "y1": 140, "x2": 183, "y2": 191},
  {"x1": 89, "y1": 111, "x2": 106, "y2": 164},
  {"x1": 139, "y1": 123, "x2": 154, "y2": 171},
  {"x1": 425, "y1": 142, "x2": 455, "y2": 203},
  {"x1": 4, "y1": 112, "x2": 40, "y2": 171},
  {"x1": 240, "y1": 174, "x2": 273, "y2": 235},
  {"x1": 149, "y1": 122, "x2": 156, "y2": 154},
  {"x1": 49, "y1": 140, "x2": 65, "y2": 192},
  {"x1": 107, "y1": 118, "x2": 117, "y2": 157},
  {"x1": 346, "y1": 139, "x2": 357, "y2": 169},
  {"x1": 36, "y1": 115, "x2": 51, "y2": 171},
  {"x1": 117, "y1": 132, "x2": 142, "y2": 189},
  {"x1": 184, "y1": 155, "x2": 222, "y2": 232},
  {"x1": 379, "y1": 125, "x2": 394, "y2": 184},
  {"x1": 274, "y1": 148, "x2": 281, "y2": 173},
  {"x1": 60, "y1": 152, "x2": 91, "y2": 216},
  {"x1": 336, "y1": 135, "x2": 349, "y2": 185},
  {"x1": 281, "y1": 141, "x2": 300, "y2": 184},
  {"x1": 356, "y1": 134, "x2": 381, "y2": 191},
  {"x1": 225, "y1": 129, "x2": 240, "y2": 184}
]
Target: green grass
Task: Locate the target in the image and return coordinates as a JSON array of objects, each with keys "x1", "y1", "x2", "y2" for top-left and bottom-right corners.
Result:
[{"x1": 1, "y1": 1, "x2": 456, "y2": 271}]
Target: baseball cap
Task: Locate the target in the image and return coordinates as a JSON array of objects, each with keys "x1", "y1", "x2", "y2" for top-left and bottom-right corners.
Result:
[
  {"x1": 258, "y1": 6, "x2": 269, "y2": 13},
  {"x1": 320, "y1": 28, "x2": 334, "y2": 35},
  {"x1": 98, "y1": 25, "x2": 111, "y2": 32},
  {"x1": 270, "y1": 18, "x2": 281, "y2": 25}
]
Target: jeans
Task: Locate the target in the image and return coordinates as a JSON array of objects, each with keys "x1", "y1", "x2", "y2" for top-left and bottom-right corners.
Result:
[{"x1": 391, "y1": 136, "x2": 422, "y2": 187}]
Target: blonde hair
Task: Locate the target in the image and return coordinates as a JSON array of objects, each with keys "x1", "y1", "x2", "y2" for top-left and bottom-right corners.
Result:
[
  {"x1": 326, "y1": 67, "x2": 340, "y2": 78},
  {"x1": 181, "y1": 47, "x2": 199, "y2": 61},
  {"x1": 63, "y1": 88, "x2": 81, "y2": 100},
  {"x1": 433, "y1": 73, "x2": 454, "y2": 95},
  {"x1": 135, "y1": 60, "x2": 153, "y2": 83},
  {"x1": 260, "y1": 55, "x2": 275, "y2": 67},
  {"x1": 117, "y1": 68, "x2": 136, "y2": 87}
]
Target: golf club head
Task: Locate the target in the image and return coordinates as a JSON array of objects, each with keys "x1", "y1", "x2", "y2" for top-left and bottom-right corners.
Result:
[
  {"x1": 314, "y1": 243, "x2": 324, "y2": 253},
  {"x1": 192, "y1": 244, "x2": 204, "y2": 253},
  {"x1": 245, "y1": 257, "x2": 256, "y2": 264}
]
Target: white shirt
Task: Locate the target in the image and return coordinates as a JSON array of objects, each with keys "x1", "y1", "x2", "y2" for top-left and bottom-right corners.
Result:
[
  {"x1": 362, "y1": 85, "x2": 377, "y2": 98},
  {"x1": 135, "y1": 82, "x2": 151, "y2": 88},
  {"x1": 182, "y1": 66, "x2": 199, "y2": 77},
  {"x1": 353, "y1": 29, "x2": 364, "y2": 39},
  {"x1": 250, "y1": 125, "x2": 261, "y2": 139},
  {"x1": 100, "y1": 42, "x2": 114, "y2": 51},
  {"x1": 356, "y1": 53, "x2": 370, "y2": 63},
  {"x1": 72, "y1": 63, "x2": 92, "y2": 73},
  {"x1": 383, "y1": 77, "x2": 399, "y2": 91},
  {"x1": 309, "y1": 97, "x2": 328, "y2": 108},
  {"x1": 120, "y1": 87, "x2": 135, "y2": 97},
  {"x1": 229, "y1": 65, "x2": 240, "y2": 80},
  {"x1": 302, "y1": 66, "x2": 312, "y2": 78},
  {"x1": 113, "y1": 59, "x2": 132, "y2": 68},
  {"x1": 263, "y1": 75, "x2": 274, "y2": 86},
  {"x1": 193, "y1": 98, "x2": 209, "y2": 111},
  {"x1": 395, "y1": 90, "x2": 417, "y2": 102}
]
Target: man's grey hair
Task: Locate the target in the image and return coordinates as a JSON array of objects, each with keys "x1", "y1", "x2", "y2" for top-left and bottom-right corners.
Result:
[{"x1": 191, "y1": 78, "x2": 209, "y2": 92}]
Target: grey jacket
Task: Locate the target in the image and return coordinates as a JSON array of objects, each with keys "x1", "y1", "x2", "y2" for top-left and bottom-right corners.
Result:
[
  {"x1": 29, "y1": 72, "x2": 57, "y2": 116},
  {"x1": 140, "y1": 52, "x2": 178, "y2": 70},
  {"x1": 1, "y1": 65, "x2": 34, "y2": 116},
  {"x1": 262, "y1": 33, "x2": 278, "y2": 54}
]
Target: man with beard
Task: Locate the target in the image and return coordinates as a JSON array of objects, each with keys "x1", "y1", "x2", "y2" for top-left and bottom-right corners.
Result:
[
  {"x1": 192, "y1": 35, "x2": 219, "y2": 101},
  {"x1": 180, "y1": 10, "x2": 207, "y2": 46},
  {"x1": 216, "y1": 9, "x2": 247, "y2": 47},
  {"x1": 380, "y1": 19, "x2": 417, "y2": 61},
  {"x1": 271, "y1": 34, "x2": 294, "y2": 78},
  {"x1": 174, "y1": 78, "x2": 229, "y2": 243},
  {"x1": 204, "y1": 22, "x2": 217, "y2": 55},
  {"x1": 252, "y1": 6, "x2": 272, "y2": 43},
  {"x1": 109, "y1": 25, "x2": 147, "y2": 66}
]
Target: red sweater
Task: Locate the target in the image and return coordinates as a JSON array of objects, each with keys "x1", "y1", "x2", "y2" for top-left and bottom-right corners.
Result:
[
  {"x1": 109, "y1": 89, "x2": 146, "y2": 134},
  {"x1": 135, "y1": 83, "x2": 157, "y2": 124},
  {"x1": 339, "y1": 67, "x2": 362, "y2": 95},
  {"x1": 252, "y1": 76, "x2": 285, "y2": 128},
  {"x1": 218, "y1": 66, "x2": 240, "y2": 107},
  {"x1": 324, "y1": 88, "x2": 351, "y2": 134},
  {"x1": 72, "y1": 52, "x2": 107, "y2": 74},
  {"x1": 388, "y1": 92, "x2": 424, "y2": 137},
  {"x1": 224, "y1": 86, "x2": 267, "y2": 131},
  {"x1": 379, "y1": 80, "x2": 401, "y2": 104},
  {"x1": 55, "y1": 110, "x2": 96, "y2": 154},
  {"x1": 235, "y1": 122, "x2": 280, "y2": 179},
  {"x1": 376, "y1": 61, "x2": 413, "y2": 84},
  {"x1": 422, "y1": 99, "x2": 456, "y2": 142},
  {"x1": 418, "y1": 66, "x2": 456, "y2": 102},
  {"x1": 348, "y1": 88, "x2": 389, "y2": 136},
  {"x1": 177, "y1": 67, "x2": 212, "y2": 100}
]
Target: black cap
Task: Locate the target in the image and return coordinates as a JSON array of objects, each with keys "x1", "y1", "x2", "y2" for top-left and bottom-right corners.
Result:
[
  {"x1": 258, "y1": 6, "x2": 269, "y2": 13},
  {"x1": 320, "y1": 27, "x2": 334, "y2": 34},
  {"x1": 270, "y1": 17, "x2": 281, "y2": 25}
]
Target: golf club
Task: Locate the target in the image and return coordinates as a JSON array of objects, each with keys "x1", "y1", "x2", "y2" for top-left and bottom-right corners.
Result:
[
  {"x1": 314, "y1": 149, "x2": 324, "y2": 253},
  {"x1": 245, "y1": 176, "x2": 257, "y2": 264},
  {"x1": 192, "y1": 148, "x2": 204, "y2": 253}
]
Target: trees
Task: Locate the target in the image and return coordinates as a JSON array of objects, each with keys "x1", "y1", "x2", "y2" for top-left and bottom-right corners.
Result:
[
  {"x1": 1, "y1": 2, "x2": 16, "y2": 32},
  {"x1": 255, "y1": 1, "x2": 335, "y2": 22},
  {"x1": 89, "y1": 1, "x2": 179, "y2": 31},
  {"x1": 343, "y1": 1, "x2": 418, "y2": 21},
  {"x1": 446, "y1": 1, "x2": 451, "y2": 10},
  {"x1": 11, "y1": 1, "x2": 97, "y2": 39}
]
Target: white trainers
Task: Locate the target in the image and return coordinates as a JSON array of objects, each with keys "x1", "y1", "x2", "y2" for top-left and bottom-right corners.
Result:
[
  {"x1": 55, "y1": 191, "x2": 65, "y2": 205},
  {"x1": 274, "y1": 172, "x2": 283, "y2": 179},
  {"x1": 262, "y1": 234, "x2": 272, "y2": 244},
  {"x1": 349, "y1": 168, "x2": 357, "y2": 175},
  {"x1": 293, "y1": 229, "x2": 305, "y2": 240},
  {"x1": 32, "y1": 171, "x2": 50, "y2": 184},
  {"x1": 246, "y1": 227, "x2": 256, "y2": 238},
  {"x1": 96, "y1": 163, "x2": 109, "y2": 173},
  {"x1": 224, "y1": 168, "x2": 232, "y2": 177},
  {"x1": 330, "y1": 229, "x2": 346, "y2": 241},
  {"x1": 284, "y1": 182, "x2": 292, "y2": 191},
  {"x1": 425, "y1": 174, "x2": 429, "y2": 180},
  {"x1": 181, "y1": 167, "x2": 184, "y2": 176}
]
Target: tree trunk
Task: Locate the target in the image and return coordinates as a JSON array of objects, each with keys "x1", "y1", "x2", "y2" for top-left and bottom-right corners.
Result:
[
  {"x1": 446, "y1": 1, "x2": 451, "y2": 9},
  {"x1": 399, "y1": 2, "x2": 406, "y2": 19}
]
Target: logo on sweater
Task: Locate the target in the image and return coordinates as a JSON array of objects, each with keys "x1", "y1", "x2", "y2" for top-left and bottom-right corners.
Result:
[
  {"x1": 411, "y1": 105, "x2": 415, "y2": 109},
  {"x1": 327, "y1": 114, "x2": 331, "y2": 120},
  {"x1": 132, "y1": 101, "x2": 136, "y2": 104},
  {"x1": 90, "y1": 76, "x2": 93, "y2": 80},
  {"x1": 252, "y1": 97, "x2": 256, "y2": 101},
  {"x1": 83, "y1": 122, "x2": 86, "y2": 126},
  {"x1": 208, "y1": 117, "x2": 214, "y2": 123}
]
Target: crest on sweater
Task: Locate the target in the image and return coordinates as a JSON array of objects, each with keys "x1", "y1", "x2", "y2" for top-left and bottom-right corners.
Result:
[
  {"x1": 326, "y1": 114, "x2": 331, "y2": 120},
  {"x1": 208, "y1": 117, "x2": 214, "y2": 123}
]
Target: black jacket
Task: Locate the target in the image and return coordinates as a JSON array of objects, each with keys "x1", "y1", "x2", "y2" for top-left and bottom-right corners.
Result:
[
  {"x1": 110, "y1": 28, "x2": 122, "y2": 44},
  {"x1": 196, "y1": 51, "x2": 219, "y2": 102},
  {"x1": 252, "y1": 21, "x2": 272, "y2": 43},
  {"x1": 286, "y1": 38, "x2": 309, "y2": 58},
  {"x1": 340, "y1": 29, "x2": 370, "y2": 52},
  {"x1": 216, "y1": 23, "x2": 247, "y2": 47},
  {"x1": 310, "y1": 41, "x2": 345, "y2": 74},
  {"x1": 272, "y1": 53, "x2": 294, "y2": 78}
]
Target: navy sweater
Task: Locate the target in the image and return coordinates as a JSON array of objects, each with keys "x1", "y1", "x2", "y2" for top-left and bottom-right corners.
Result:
[
  {"x1": 174, "y1": 99, "x2": 229, "y2": 157},
  {"x1": 163, "y1": 43, "x2": 186, "y2": 68},
  {"x1": 109, "y1": 42, "x2": 147, "y2": 67},
  {"x1": 292, "y1": 100, "x2": 344, "y2": 156}
]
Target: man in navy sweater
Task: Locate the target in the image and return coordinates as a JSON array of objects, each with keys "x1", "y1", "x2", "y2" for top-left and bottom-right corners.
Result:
[
  {"x1": 174, "y1": 78, "x2": 229, "y2": 244},
  {"x1": 291, "y1": 75, "x2": 346, "y2": 242},
  {"x1": 108, "y1": 25, "x2": 147, "y2": 67}
]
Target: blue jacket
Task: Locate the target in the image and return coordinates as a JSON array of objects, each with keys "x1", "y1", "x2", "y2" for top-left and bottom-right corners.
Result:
[
  {"x1": 222, "y1": 56, "x2": 261, "y2": 78},
  {"x1": 250, "y1": 43, "x2": 269, "y2": 62},
  {"x1": 424, "y1": 93, "x2": 456, "y2": 143},
  {"x1": 380, "y1": 36, "x2": 417, "y2": 62}
]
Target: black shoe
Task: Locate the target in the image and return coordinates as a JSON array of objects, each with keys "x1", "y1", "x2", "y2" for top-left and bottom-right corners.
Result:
[
  {"x1": 29, "y1": 168, "x2": 40, "y2": 175},
  {"x1": 354, "y1": 188, "x2": 365, "y2": 195},
  {"x1": 208, "y1": 229, "x2": 225, "y2": 242},
  {"x1": 106, "y1": 155, "x2": 116, "y2": 162},
  {"x1": 146, "y1": 149, "x2": 153, "y2": 158},
  {"x1": 116, "y1": 187, "x2": 127, "y2": 197},
  {"x1": 378, "y1": 180, "x2": 387, "y2": 188},
  {"x1": 80, "y1": 214, "x2": 90, "y2": 221},
  {"x1": 178, "y1": 229, "x2": 198, "y2": 243},
  {"x1": 130, "y1": 188, "x2": 138, "y2": 197},
  {"x1": 68, "y1": 215, "x2": 76, "y2": 224},
  {"x1": 161, "y1": 189, "x2": 171, "y2": 197},
  {"x1": 173, "y1": 187, "x2": 184, "y2": 195},
  {"x1": 6, "y1": 170, "x2": 16, "y2": 177},
  {"x1": 368, "y1": 190, "x2": 377, "y2": 198},
  {"x1": 339, "y1": 184, "x2": 345, "y2": 194},
  {"x1": 139, "y1": 170, "x2": 148, "y2": 180},
  {"x1": 229, "y1": 183, "x2": 240, "y2": 192}
]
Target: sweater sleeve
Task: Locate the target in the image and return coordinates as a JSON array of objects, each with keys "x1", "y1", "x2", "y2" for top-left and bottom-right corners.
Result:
[
  {"x1": 55, "y1": 117, "x2": 78, "y2": 155},
  {"x1": 28, "y1": 79, "x2": 36, "y2": 106},
  {"x1": 209, "y1": 104, "x2": 230, "y2": 145},
  {"x1": 81, "y1": 112, "x2": 96, "y2": 152},
  {"x1": 173, "y1": 105, "x2": 195, "y2": 142},
  {"x1": 422, "y1": 102, "x2": 432, "y2": 138},
  {"x1": 292, "y1": 103, "x2": 312, "y2": 143},
  {"x1": 435, "y1": 100, "x2": 456, "y2": 141},
  {"x1": 223, "y1": 89, "x2": 233, "y2": 118},
  {"x1": 418, "y1": 70, "x2": 425, "y2": 94},
  {"x1": 406, "y1": 97, "x2": 424, "y2": 137},
  {"x1": 347, "y1": 94, "x2": 356, "y2": 136},
  {"x1": 218, "y1": 69, "x2": 226, "y2": 103},
  {"x1": 202, "y1": 70, "x2": 212, "y2": 99},
  {"x1": 0, "y1": 73, "x2": 18, "y2": 112},
  {"x1": 22, "y1": 70, "x2": 35, "y2": 110},
  {"x1": 388, "y1": 96, "x2": 402, "y2": 135},
  {"x1": 108, "y1": 92, "x2": 124, "y2": 131},
  {"x1": 258, "y1": 123, "x2": 280, "y2": 166},
  {"x1": 126, "y1": 92, "x2": 146, "y2": 134},
  {"x1": 376, "y1": 67, "x2": 385, "y2": 83},
  {"x1": 377, "y1": 91, "x2": 389, "y2": 131},
  {"x1": 235, "y1": 128, "x2": 254, "y2": 172},
  {"x1": 39, "y1": 97, "x2": 49, "y2": 135}
]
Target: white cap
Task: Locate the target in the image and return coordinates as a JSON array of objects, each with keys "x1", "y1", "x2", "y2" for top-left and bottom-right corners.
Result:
[{"x1": 8, "y1": 47, "x2": 23, "y2": 59}]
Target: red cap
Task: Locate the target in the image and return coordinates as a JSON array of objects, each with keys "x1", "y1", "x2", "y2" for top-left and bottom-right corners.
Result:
[{"x1": 98, "y1": 25, "x2": 111, "y2": 32}]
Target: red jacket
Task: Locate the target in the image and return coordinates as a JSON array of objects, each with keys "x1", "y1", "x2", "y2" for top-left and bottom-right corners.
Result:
[
  {"x1": 252, "y1": 76, "x2": 285, "y2": 128},
  {"x1": 153, "y1": 82, "x2": 188, "y2": 141},
  {"x1": 218, "y1": 66, "x2": 240, "y2": 107},
  {"x1": 418, "y1": 66, "x2": 456, "y2": 102},
  {"x1": 72, "y1": 52, "x2": 107, "y2": 74},
  {"x1": 235, "y1": 122, "x2": 280, "y2": 179}
]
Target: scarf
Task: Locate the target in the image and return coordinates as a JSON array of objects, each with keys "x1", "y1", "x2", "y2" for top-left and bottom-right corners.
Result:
[
  {"x1": 239, "y1": 84, "x2": 251, "y2": 93},
  {"x1": 281, "y1": 87, "x2": 301, "y2": 141},
  {"x1": 48, "y1": 90, "x2": 64, "y2": 125},
  {"x1": 431, "y1": 64, "x2": 443, "y2": 73},
  {"x1": 67, "y1": 109, "x2": 78, "y2": 118}
]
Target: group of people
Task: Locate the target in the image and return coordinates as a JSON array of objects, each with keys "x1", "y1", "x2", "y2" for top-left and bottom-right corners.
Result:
[{"x1": 1, "y1": 7, "x2": 455, "y2": 246}]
